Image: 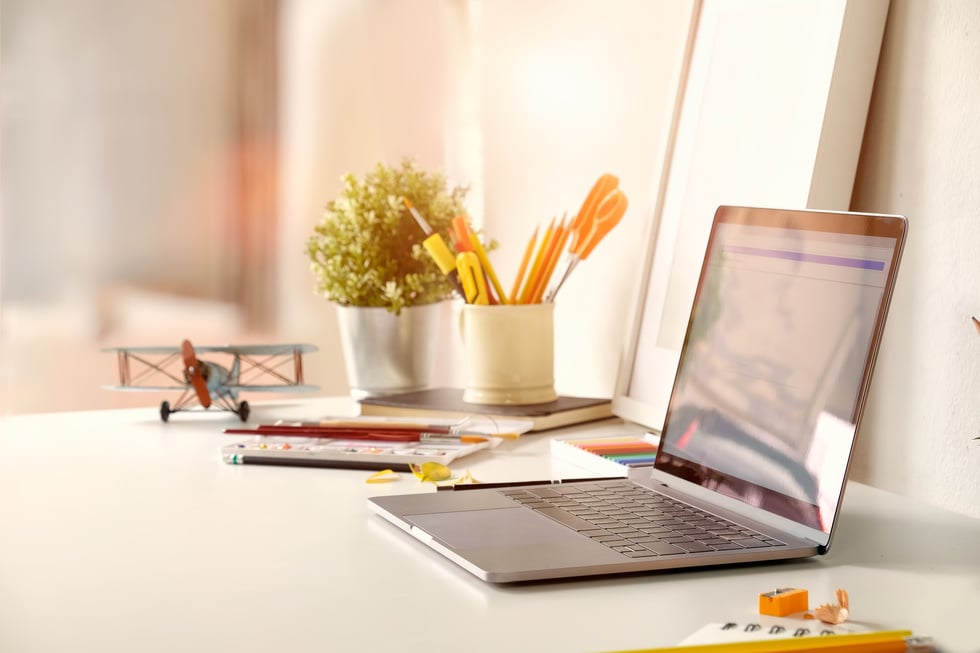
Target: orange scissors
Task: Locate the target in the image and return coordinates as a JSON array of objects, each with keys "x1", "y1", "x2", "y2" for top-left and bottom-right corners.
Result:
[{"x1": 545, "y1": 175, "x2": 628, "y2": 301}]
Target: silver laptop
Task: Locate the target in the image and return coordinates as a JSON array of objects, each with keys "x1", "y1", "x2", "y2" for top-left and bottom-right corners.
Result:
[{"x1": 369, "y1": 206, "x2": 907, "y2": 583}]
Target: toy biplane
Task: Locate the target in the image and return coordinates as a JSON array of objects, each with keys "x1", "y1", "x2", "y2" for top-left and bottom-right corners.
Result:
[{"x1": 104, "y1": 340, "x2": 318, "y2": 422}]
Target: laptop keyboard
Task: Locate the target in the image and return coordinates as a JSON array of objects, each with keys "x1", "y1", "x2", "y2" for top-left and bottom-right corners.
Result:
[{"x1": 498, "y1": 479, "x2": 786, "y2": 557}]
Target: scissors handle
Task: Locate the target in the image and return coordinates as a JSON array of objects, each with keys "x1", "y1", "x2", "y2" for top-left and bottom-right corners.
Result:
[
  {"x1": 544, "y1": 184, "x2": 627, "y2": 302},
  {"x1": 457, "y1": 251, "x2": 489, "y2": 304},
  {"x1": 568, "y1": 174, "x2": 619, "y2": 253},
  {"x1": 575, "y1": 189, "x2": 628, "y2": 260}
]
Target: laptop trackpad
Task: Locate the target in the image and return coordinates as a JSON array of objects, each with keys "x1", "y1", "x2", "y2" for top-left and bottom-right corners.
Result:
[{"x1": 409, "y1": 507, "x2": 589, "y2": 549}]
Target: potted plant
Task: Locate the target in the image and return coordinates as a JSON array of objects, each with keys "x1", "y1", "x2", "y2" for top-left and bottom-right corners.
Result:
[{"x1": 306, "y1": 159, "x2": 470, "y2": 397}]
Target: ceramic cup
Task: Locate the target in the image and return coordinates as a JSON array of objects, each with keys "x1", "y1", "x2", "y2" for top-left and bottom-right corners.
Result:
[{"x1": 459, "y1": 303, "x2": 558, "y2": 405}]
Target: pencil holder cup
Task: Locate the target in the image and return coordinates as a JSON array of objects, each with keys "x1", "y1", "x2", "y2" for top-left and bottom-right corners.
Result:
[{"x1": 459, "y1": 303, "x2": 558, "y2": 405}]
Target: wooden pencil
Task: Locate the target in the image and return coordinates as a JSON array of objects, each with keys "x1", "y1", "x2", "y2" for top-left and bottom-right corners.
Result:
[
  {"x1": 518, "y1": 217, "x2": 555, "y2": 304},
  {"x1": 509, "y1": 226, "x2": 539, "y2": 304}
]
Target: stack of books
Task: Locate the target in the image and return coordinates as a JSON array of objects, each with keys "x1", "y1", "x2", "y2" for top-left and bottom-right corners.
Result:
[{"x1": 358, "y1": 388, "x2": 614, "y2": 432}]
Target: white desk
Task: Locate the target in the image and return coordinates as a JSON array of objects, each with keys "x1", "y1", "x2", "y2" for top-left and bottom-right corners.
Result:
[{"x1": 2, "y1": 399, "x2": 978, "y2": 653}]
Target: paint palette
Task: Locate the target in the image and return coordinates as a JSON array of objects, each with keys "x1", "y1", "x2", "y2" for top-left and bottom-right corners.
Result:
[{"x1": 222, "y1": 436, "x2": 494, "y2": 472}]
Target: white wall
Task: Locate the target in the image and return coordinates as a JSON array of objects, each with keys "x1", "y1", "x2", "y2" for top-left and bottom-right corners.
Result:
[
  {"x1": 473, "y1": 1, "x2": 695, "y2": 399},
  {"x1": 277, "y1": 0, "x2": 696, "y2": 398},
  {"x1": 849, "y1": 0, "x2": 980, "y2": 519},
  {"x1": 276, "y1": 0, "x2": 474, "y2": 396}
]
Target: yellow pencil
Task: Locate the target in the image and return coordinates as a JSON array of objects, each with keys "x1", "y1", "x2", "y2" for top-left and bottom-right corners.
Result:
[
  {"x1": 527, "y1": 218, "x2": 563, "y2": 303},
  {"x1": 509, "y1": 226, "x2": 539, "y2": 303},
  {"x1": 601, "y1": 629, "x2": 922, "y2": 653},
  {"x1": 518, "y1": 217, "x2": 555, "y2": 304},
  {"x1": 530, "y1": 214, "x2": 570, "y2": 303}
]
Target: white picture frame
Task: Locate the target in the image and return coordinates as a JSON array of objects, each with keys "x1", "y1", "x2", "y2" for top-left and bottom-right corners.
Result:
[{"x1": 613, "y1": 0, "x2": 891, "y2": 431}]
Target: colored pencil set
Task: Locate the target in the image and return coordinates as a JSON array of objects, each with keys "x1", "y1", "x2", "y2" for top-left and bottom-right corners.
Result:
[
  {"x1": 551, "y1": 434, "x2": 660, "y2": 478},
  {"x1": 563, "y1": 436, "x2": 659, "y2": 466}
]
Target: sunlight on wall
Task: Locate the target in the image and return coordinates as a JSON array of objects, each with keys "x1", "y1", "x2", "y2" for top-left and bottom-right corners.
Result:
[
  {"x1": 471, "y1": 0, "x2": 695, "y2": 399},
  {"x1": 517, "y1": 51, "x2": 605, "y2": 121}
]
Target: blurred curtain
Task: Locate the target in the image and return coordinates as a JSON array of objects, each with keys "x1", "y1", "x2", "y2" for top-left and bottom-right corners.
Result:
[
  {"x1": 1, "y1": 0, "x2": 280, "y2": 328},
  {"x1": 231, "y1": 0, "x2": 281, "y2": 330}
]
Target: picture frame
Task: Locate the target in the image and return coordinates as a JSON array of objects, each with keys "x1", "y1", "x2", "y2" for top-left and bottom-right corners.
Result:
[{"x1": 613, "y1": 0, "x2": 891, "y2": 430}]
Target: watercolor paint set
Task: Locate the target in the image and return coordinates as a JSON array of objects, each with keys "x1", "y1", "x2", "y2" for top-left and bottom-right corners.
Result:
[{"x1": 223, "y1": 436, "x2": 494, "y2": 472}]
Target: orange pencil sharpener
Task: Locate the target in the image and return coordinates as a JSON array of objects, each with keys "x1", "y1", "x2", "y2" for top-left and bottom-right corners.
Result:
[{"x1": 758, "y1": 588, "x2": 809, "y2": 617}]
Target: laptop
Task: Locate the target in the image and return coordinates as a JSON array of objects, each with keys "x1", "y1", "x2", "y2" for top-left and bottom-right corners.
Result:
[{"x1": 369, "y1": 206, "x2": 907, "y2": 582}]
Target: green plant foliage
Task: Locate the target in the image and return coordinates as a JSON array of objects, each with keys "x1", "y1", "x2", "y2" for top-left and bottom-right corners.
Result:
[{"x1": 307, "y1": 159, "x2": 471, "y2": 314}]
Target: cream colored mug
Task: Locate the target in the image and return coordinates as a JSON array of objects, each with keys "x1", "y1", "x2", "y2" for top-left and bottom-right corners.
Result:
[{"x1": 459, "y1": 303, "x2": 558, "y2": 405}]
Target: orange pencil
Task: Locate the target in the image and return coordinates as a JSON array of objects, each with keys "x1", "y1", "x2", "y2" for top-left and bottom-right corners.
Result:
[
  {"x1": 509, "y1": 226, "x2": 539, "y2": 303},
  {"x1": 518, "y1": 217, "x2": 555, "y2": 304},
  {"x1": 530, "y1": 217, "x2": 570, "y2": 303},
  {"x1": 452, "y1": 216, "x2": 473, "y2": 250},
  {"x1": 534, "y1": 218, "x2": 567, "y2": 301},
  {"x1": 526, "y1": 216, "x2": 566, "y2": 303}
]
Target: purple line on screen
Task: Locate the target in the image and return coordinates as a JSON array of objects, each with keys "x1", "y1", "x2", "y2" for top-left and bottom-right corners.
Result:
[{"x1": 725, "y1": 245, "x2": 885, "y2": 271}]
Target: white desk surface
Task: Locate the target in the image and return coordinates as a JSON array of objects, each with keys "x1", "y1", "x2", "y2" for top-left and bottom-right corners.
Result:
[{"x1": 2, "y1": 398, "x2": 978, "y2": 653}]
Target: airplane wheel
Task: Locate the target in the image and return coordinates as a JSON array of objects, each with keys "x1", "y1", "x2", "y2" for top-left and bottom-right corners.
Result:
[
  {"x1": 160, "y1": 400, "x2": 171, "y2": 422},
  {"x1": 237, "y1": 400, "x2": 250, "y2": 422}
]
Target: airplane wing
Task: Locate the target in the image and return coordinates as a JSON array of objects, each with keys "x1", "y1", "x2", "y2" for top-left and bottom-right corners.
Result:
[
  {"x1": 105, "y1": 342, "x2": 319, "y2": 392},
  {"x1": 188, "y1": 344, "x2": 318, "y2": 355},
  {"x1": 224, "y1": 384, "x2": 320, "y2": 392},
  {"x1": 104, "y1": 384, "x2": 322, "y2": 392},
  {"x1": 103, "y1": 384, "x2": 189, "y2": 391},
  {"x1": 102, "y1": 345, "x2": 182, "y2": 354},
  {"x1": 102, "y1": 344, "x2": 318, "y2": 355}
]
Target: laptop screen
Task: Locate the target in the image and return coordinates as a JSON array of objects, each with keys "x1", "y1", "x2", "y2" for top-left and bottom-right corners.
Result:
[{"x1": 653, "y1": 207, "x2": 906, "y2": 533}]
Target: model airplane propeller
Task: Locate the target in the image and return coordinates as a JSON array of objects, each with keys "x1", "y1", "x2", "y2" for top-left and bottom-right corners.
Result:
[
  {"x1": 182, "y1": 339, "x2": 212, "y2": 409},
  {"x1": 104, "y1": 340, "x2": 318, "y2": 422}
]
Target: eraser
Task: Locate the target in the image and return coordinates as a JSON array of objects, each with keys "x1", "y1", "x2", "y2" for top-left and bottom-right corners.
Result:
[{"x1": 759, "y1": 587, "x2": 809, "y2": 616}]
